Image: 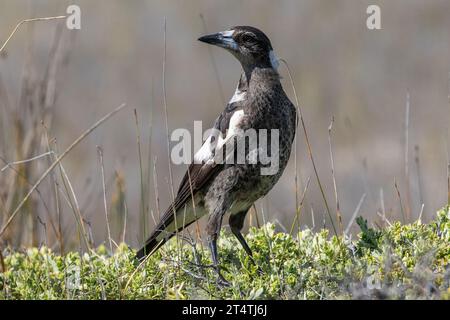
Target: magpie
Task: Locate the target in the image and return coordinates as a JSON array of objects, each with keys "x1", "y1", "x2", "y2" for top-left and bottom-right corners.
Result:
[{"x1": 136, "y1": 26, "x2": 297, "y2": 283}]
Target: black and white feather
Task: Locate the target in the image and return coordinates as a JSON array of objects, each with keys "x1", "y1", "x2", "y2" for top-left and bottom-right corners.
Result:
[{"x1": 136, "y1": 26, "x2": 297, "y2": 275}]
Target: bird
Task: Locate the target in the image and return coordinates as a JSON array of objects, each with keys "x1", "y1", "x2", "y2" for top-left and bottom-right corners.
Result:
[{"x1": 136, "y1": 26, "x2": 297, "y2": 284}]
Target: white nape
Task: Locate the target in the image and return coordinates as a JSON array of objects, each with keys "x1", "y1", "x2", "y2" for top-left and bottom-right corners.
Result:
[{"x1": 269, "y1": 50, "x2": 280, "y2": 70}]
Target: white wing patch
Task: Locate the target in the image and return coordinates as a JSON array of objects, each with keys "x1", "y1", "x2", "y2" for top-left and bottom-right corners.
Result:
[
  {"x1": 194, "y1": 81, "x2": 246, "y2": 164},
  {"x1": 193, "y1": 109, "x2": 245, "y2": 164},
  {"x1": 193, "y1": 136, "x2": 214, "y2": 163},
  {"x1": 217, "y1": 109, "x2": 245, "y2": 150}
]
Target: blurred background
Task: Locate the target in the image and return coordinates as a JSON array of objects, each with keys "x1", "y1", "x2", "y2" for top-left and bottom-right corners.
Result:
[{"x1": 1, "y1": 0, "x2": 450, "y2": 251}]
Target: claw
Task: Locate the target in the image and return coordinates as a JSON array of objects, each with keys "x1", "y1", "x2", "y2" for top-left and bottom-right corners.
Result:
[
  {"x1": 217, "y1": 276, "x2": 231, "y2": 287},
  {"x1": 256, "y1": 265, "x2": 264, "y2": 276},
  {"x1": 216, "y1": 268, "x2": 231, "y2": 287}
]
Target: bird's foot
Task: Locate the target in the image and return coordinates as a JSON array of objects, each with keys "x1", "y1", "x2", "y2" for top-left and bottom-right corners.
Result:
[
  {"x1": 255, "y1": 265, "x2": 264, "y2": 276},
  {"x1": 186, "y1": 261, "x2": 217, "y2": 270},
  {"x1": 216, "y1": 272, "x2": 231, "y2": 287},
  {"x1": 214, "y1": 266, "x2": 231, "y2": 287},
  {"x1": 246, "y1": 255, "x2": 263, "y2": 275},
  {"x1": 132, "y1": 254, "x2": 147, "y2": 268}
]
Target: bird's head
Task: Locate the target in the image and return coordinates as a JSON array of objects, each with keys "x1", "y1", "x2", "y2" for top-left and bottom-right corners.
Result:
[{"x1": 198, "y1": 26, "x2": 279, "y2": 72}]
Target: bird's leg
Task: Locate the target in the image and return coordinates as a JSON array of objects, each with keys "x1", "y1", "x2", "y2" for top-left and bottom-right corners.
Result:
[
  {"x1": 229, "y1": 210, "x2": 263, "y2": 274},
  {"x1": 207, "y1": 235, "x2": 230, "y2": 286},
  {"x1": 208, "y1": 236, "x2": 220, "y2": 266},
  {"x1": 231, "y1": 229, "x2": 254, "y2": 257},
  {"x1": 229, "y1": 210, "x2": 253, "y2": 257},
  {"x1": 206, "y1": 212, "x2": 229, "y2": 286}
]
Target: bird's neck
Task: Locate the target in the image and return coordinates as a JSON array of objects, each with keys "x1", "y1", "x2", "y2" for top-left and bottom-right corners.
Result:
[{"x1": 243, "y1": 66, "x2": 281, "y2": 90}]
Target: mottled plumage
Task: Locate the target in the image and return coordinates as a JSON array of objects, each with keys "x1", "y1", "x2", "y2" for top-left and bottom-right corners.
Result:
[{"x1": 136, "y1": 26, "x2": 297, "y2": 284}]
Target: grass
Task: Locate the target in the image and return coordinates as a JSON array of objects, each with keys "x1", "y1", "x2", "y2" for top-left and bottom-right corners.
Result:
[{"x1": 0, "y1": 206, "x2": 448, "y2": 300}]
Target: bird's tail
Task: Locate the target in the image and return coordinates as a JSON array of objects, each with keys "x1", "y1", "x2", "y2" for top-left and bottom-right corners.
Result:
[
  {"x1": 135, "y1": 219, "x2": 197, "y2": 261},
  {"x1": 135, "y1": 229, "x2": 168, "y2": 261}
]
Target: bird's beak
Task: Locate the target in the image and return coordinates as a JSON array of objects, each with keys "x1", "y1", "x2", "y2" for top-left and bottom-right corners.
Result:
[{"x1": 198, "y1": 31, "x2": 238, "y2": 51}]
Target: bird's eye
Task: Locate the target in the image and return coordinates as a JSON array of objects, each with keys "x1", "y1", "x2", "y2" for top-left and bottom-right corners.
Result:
[{"x1": 241, "y1": 33, "x2": 255, "y2": 44}]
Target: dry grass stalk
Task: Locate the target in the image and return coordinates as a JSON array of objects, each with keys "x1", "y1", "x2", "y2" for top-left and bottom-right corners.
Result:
[
  {"x1": 162, "y1": 18, "x2": 175, "y2": 198},
  {"x1": 0, "y1": 155, "x2": 58, "y2": 242},
  {"x1": 414, "y1": 145, "x2": 424, "y2": 211},
  {"x1": 404, "y1": 90, "x2": 412, "y2": 222},
  {"x1": 42, "y1": 125, "x2": 70, "y2": 252},
  {"x1": 0, "y1": 103, "x2": 127, "y2": 239},
  {"x1": 289, "y1": 176, "x2": 311, "y2": 235},
  {"x1": 345, "y1": 193, "x2": 366, "y2": 235},
  {"x1": 152, "y1": 156, "x2": 161, "y2": 221},
  {"x1": 279, "y1": 58, "x2": 337, "y2": 236},
  {"x1": 394, "y1": 178, "x2": 406, "y2": 223},
  {"x1": 97, "y1": 146, "x2": 113, "y2": 252},
  {"x1": 111, "y1": 170, "x2": 127, "y2": 243},
  {"x1": 0, "y1": 247, "x2": 5, "y2": 273},
  {"x1": 0, "y1": 15, "x2": 66, "y2": 54},
  {"x1": 328, "y1": 117, "x2": 343, "y2": 234},
  {"x1": 448, "y1": 163, "x2": 450, "y2": 207},
  {"x1": 0, "y1": 19, "x2": 68, "y2": 247},
  {"x1": 134, "y1": 109, "x2": 147, "y2": 243}
]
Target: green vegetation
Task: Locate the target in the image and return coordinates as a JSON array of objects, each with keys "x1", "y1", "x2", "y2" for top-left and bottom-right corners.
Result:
[{"x1": 1, "y1": 207, "x2": 449, "y2": 300}]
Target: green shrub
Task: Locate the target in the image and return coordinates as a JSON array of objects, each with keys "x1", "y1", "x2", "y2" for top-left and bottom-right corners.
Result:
[{"x1": 1, "y1": 207, "x2": 449, "y2": 300}]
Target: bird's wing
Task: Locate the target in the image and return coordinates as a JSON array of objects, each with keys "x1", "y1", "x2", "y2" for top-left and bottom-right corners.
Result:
[
  {"x1": 136, "y1": 76, "x2": 248, "y2": 259},
  {"x1": 136, "y1": 105, "x2": 245, "y2": 259},
  {"x1": 166, "y1": 81, "x2": 248, "y2": 225},
  {"x1": 160, "y1": 102, "x2": 243, "y2": 230}
]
